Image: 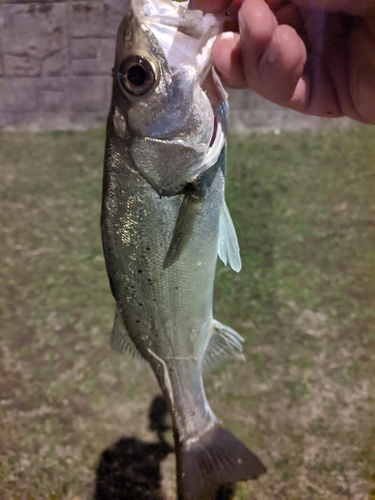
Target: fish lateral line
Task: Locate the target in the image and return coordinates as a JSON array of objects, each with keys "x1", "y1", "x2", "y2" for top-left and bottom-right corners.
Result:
[
  {"x1": 162, "y1": 355, "x2": 198, "y2": 361},
  {"x1": 147, "y1": 347, "x2": 175, "y2": 406}
]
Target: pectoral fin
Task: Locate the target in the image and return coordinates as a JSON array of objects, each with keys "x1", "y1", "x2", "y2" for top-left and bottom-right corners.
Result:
[
  {"x1": 203, "y1": 319, "x2": 245, "y2": 370},
  {"x1": 218, "y1": 201, "x2": 242, "y2": 273},
  {"x1": 163, "y1": 193, "x2": 203, "y2": 269},
  {"x1": 111, "y1": 305, "x2": 143, "y2": 361}
]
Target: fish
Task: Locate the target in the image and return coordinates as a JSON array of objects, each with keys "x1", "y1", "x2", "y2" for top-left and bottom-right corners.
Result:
[{"x1": 100, "y1": 1, "x2": 266, "y2": 498}]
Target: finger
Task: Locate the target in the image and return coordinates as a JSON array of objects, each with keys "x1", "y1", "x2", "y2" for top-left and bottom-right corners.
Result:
[
  {"x1": 212, "y1": 32, "x2": 247, "y2": 88},
  {"x1": 238, "y1": 0, "x2": 308, "y2": 104},
  {"x1": 257, "y1": 24, "x2": 307, "y2": 104},
  {"x1": 238, "y1": 0, "x2": 279, "y2": 86},
  {"x1": 291, "y1": 11, "x2": 350, "y2": 118}
]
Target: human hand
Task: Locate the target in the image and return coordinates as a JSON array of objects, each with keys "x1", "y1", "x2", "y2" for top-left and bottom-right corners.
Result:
[{"x1": 190, "y1": 0, "x2": 375, "y2": 124}]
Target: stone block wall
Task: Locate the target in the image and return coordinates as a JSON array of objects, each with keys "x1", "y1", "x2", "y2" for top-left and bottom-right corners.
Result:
[
  {"x1": 0, "y1": 0, "x2": 350, "y2": 133},
  {"x1": 0, "y1": 0, "x2": 126, "y2": 131}
]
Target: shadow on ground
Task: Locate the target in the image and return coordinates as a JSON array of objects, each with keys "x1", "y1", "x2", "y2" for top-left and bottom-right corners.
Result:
[{"x1": 94, "y1": 396, "x2": 237, "y2": 500}]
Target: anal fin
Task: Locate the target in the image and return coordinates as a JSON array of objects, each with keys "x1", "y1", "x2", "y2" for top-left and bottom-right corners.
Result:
[
  {"x1": 203, "y1": 319, "x2": 245, "y2": 370},
  {"x1": 110, "y1": 305, "x2": 143, "y2": 361}
]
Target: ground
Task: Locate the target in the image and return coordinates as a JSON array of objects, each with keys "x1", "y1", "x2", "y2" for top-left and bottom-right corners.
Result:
[{"x1": 0, "y1": 127, "x2": 374, "y2": 499}]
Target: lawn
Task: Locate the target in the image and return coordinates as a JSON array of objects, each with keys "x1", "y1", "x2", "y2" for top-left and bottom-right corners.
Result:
[{"x1": 0, "y1": 126, "x2": 374, "y2": 499}]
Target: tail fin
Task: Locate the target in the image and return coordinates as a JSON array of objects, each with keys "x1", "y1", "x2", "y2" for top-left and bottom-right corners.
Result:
[{"x1": 176, "y1": 425, "x2": 266, "y2": 500}]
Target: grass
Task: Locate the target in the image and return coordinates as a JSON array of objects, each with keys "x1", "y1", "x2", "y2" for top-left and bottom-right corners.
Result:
[{"x1": 0, "y1": 126, "x2": 374, "y2": 499}]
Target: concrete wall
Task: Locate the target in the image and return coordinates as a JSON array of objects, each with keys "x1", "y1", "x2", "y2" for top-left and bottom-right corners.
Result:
[
  {"x1": 0, "y1": 0, "x2": 125, "y2": 131},
  {"x1": 0, "y1": 0, "x2": 350, "y2": 133}
]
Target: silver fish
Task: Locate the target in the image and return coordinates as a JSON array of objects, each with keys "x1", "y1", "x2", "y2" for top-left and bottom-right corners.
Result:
[{"x1": 101, "y1": 1, "x2": 266, "y2": 498}]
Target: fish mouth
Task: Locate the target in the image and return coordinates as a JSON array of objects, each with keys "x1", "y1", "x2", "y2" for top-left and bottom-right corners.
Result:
[
  {"x1": 138, "y1": 0, "x2": 221, "y2": 92},
  {"x1": 137, "y1": 0, "x2": 221, "y2": 48}
]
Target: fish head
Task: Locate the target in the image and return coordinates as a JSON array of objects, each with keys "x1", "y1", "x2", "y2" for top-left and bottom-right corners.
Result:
[{"x1": 110, "y1": 0, "x2": 228, "y2": 196}]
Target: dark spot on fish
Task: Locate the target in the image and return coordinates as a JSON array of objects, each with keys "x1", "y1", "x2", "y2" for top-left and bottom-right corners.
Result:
[
  {"x1": 136, "y1": 320, "x2": 140, "y2": 323},
  {"x1": 138, "y1": 269, "x2": 142, "y2": 273},
  {"x1": 175, "y1": 286, "x2": 178, "y2": 290},
  {"x1": 169, "y1": 368, "x2": 173, "y2": 373},
  {"x1": 139, "y1": 303, "x2": 143, "y2": 306},
  {"x1": 146, "y1": 247, "x2": 150, "y2": 251}
]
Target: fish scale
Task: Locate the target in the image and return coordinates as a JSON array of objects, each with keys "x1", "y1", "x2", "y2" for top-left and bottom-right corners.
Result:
[{"x1": 101, "y1": 1, "x2": 266, "y2": 498}]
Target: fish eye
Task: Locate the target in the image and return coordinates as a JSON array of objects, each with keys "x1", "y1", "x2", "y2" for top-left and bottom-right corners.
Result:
[{"x1": 118, "y1": 56, "x2": 156, "y2": 97}]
